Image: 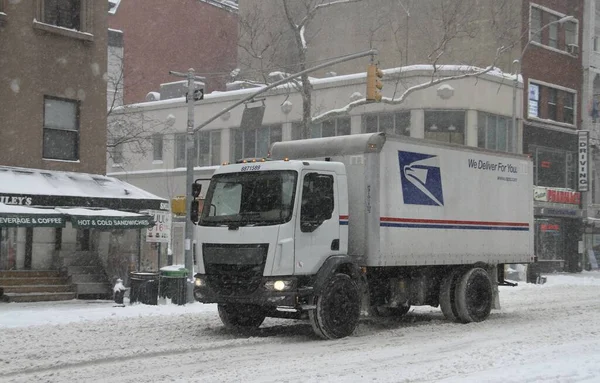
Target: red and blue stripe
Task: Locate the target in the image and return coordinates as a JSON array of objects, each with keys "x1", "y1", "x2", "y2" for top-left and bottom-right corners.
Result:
[{"x1": 339, "y1": 215, "x2": 529, "y2": 231}]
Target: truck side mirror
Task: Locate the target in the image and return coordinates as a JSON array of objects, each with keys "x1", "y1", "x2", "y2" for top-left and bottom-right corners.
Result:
[{"x1": 192, "y1": 183, "x2": 202, "y2": 198}]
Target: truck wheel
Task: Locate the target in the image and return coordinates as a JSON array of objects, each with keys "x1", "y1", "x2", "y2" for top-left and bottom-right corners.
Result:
[
  {"x1": 309, "y1": 273, "x2": 361, "y2": 340},
  {"x1": 217, "y1": 304, "x2": 266, "y2": 331},
  {"x1": 439, "y1": 268, "x2": 462, "y2": 322},
  {"x1": 454, "y1": 267, "x2": 493, "y2": 323}
]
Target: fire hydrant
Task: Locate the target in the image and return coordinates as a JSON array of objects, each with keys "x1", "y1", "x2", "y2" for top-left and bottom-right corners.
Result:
[{"x1": 113, "y1": 278, "x2": 126, "y2": 304}]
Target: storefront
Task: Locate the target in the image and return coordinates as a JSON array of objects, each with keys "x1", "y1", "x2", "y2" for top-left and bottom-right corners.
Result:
[
  {"x1": 0, "y1": 166, "x2": 169, "y2": 284},
  {"x1": 533, "y1": 186, "x2": 584, "y2": 273}
]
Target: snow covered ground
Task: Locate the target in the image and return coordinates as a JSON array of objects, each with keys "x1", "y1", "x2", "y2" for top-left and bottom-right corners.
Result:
[{"x1": 2, "y1": 272, "x2": 600, "y2": 382}]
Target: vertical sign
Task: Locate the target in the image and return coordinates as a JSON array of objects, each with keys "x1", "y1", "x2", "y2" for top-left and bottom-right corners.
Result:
[
  {"x1": 578, "y1": 130, "x2": 589, "y2": 192},
  {"x1": 145, "y1": 209, "x2": 171, "y2": 243}
]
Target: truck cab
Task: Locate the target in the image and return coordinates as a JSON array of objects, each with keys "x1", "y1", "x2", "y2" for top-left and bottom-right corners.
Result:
[{"x1": 192, "y1": 158, "x2": 360, "y2": 338}]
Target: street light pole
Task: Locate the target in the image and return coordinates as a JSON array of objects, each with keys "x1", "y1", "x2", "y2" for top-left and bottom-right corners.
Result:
[
  {"x1": 168, "y1": 68, "x2": 205, "y2": 303},
  {"x1": 511, "y1": 15, "x2": 574, "y2": 154}
]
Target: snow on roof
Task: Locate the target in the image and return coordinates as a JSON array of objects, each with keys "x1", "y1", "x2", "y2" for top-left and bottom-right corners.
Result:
[
  {"x1": 55, "y1": 208, "x2": 149, "y2": 217},
  {"x1": 114, "y1": 64, "x2": 516, "y2": 112},
  {"x1": 0, "y1": 204, "x2": 62, "y2": 215},
  {"x1": 0, "y1": 166, "x2": 166, "y2": 201}
]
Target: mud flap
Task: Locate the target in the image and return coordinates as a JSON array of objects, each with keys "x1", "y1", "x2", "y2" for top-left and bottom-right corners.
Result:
[{"x1": 490, "y1": 265, "x2": 500, "y2": 310}]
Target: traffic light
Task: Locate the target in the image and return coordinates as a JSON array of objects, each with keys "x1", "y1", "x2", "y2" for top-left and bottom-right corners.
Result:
[{"x1": 366, "y1": 64, "x2": 383, "y2": 102}]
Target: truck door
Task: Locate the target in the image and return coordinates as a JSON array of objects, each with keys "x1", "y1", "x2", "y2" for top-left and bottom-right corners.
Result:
[{"x1": 294, "y1": 171, "x2": 341, "y2": 274}]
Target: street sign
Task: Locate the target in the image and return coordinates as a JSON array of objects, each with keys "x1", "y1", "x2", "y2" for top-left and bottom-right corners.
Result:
[
  {"x1": 145, "y1": 209, "x2": 171, "y2": 243},
  {"x1": 578, "y1": 130, "x2": 589, "y2": 192},
  {"x1": 185, "y1": 88, "x2": 204, "y2": 102}
]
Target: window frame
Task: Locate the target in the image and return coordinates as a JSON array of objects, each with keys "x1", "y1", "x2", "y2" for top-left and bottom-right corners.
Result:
[
  {"x1": 232, "y1": 125, "x2": 282, "y2": 161},
  {"x1": 423, "y1": 110, "x2": 466, "y2": 145},
  {"x1": 174, "y1": 133, "x2": 186, "y2": 168},
  {"x1": 362, "y1": 112, "x2": 410, "y2": 136},
  {"x1": 529, "y1": 4, "x2": 579, "y2": 55},
  {"x1": 528, "y1": 79, "x2": 577, "y2": 128},
  {"x1": 310, "y1": 117, "x2": 352, "y2": 138},
  {"x1": 42, "y1": 96, "x2": 80, "y2": 162},
  {"x1": 477, "y1": 112, "x2": 515, "y2": 153},
  {"x1": 0, "y1": 0, "x2": 6, "y2": 26},
  {"x1": 152, "y1": 134, "x2": 163, "y2": 162},
  {"x1": 33, "y1": 0, "x2": 94, "y2": 41},
  {"x1": 196, "y1": 130, "x2": 221, "y2": 166}
]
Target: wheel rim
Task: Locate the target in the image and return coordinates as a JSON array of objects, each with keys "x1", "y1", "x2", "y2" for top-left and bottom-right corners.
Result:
[{"x1": 465, "y1": 274, "x2": 492, "y2": 319}]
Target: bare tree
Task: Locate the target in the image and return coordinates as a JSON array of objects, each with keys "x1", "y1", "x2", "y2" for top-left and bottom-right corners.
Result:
[
  {"x1": 105, "y1": 50, "x2": 174, "y2": 166},
  {"x1": 237, "y1": 0, "x2": 520, "y2": 135}
]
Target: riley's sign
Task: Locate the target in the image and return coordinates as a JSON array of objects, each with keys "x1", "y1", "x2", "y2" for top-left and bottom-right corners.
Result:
[{"x1": 0, "y1": 196, "x2": 32, "y2": 205}]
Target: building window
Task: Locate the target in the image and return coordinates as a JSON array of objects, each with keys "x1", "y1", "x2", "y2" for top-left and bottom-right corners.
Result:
[
  {"x1": 0, "y1": 0, "x2": 6, "y2": 25},
  {"x1": 530, "y1": 6, "x2": 542, "y2": 43},
  {"x1": 547, "y1": 88, "x2": 557, "y2": 121},
  {"x1": 312, "y1": 117, "x2": 351, "y2": 138},
  {"x1": 548, "y1": 14, "x2": 559, "y2": 49},
  {"x1": 111, "y1": 140, "x2": 123, "y2": 165},
  {"x1": 152, "y1": 134, "x2": 163, "y2": 161},
  {"x1": 529, "y1": 5, "x2": 578, "y2": 53},
  {"x1": 594, "y1": 36, "x2": 600, "y2": 52},
  {"x1": 531, "y1": 145, "x2": 575, "y2": 189},
  {"x1": 232, "y1": 125, "x2": 282, "y2": 161},
  {"x1": 174, "y1": 134, "x2": 186, "y2": 168},
  {"x1": 363, "y1": 112, "x2": 410, "y2": 136},
  {"x1": 108, "y1": 0, "x2": 122, "y2": 14},
  {"x1": 565, "y1": 21, "x2": 577, "y2": 47},
  {"x1": 477, "y1": 113, "x2": 514, "y2": 153},
  {"x1": 424, "y1": 110, "x2": 465, "y2": 144},
  {"x1": 42, "y1": 0, "x2": 81, "y2": 30},
  {"x1": 196, "y1": 130, "x2": 221, "y2": 166},
  {"x1": 43, "y1": 96, "x2": 80, "y2": 161},
  {"x1": 563, "y1": 92, "x2": 574, "y2": 124}
]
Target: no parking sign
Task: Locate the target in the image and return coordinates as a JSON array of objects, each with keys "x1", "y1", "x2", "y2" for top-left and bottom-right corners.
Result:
[{"x1": 145, "y1": 210, "x2": 171, "y2": 243}]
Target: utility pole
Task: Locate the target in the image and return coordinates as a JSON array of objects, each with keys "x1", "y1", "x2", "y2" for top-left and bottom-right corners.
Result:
[{"x1": 168, "y1": 68, "x2": 205, "y2": 303}]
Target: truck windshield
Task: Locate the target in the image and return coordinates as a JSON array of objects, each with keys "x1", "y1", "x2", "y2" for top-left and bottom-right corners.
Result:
[{"x1": 199, "y1": 170, "x2": 297, "y2": 227}]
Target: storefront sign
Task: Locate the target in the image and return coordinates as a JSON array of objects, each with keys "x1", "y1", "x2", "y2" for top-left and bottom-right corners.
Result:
[
  {"x1": 71, "y1": 216, "x2": 153, "y2": 229},
  {"x1": 533, "y1": 187, "x2": 580, "y2": 204},
  {"x1": 528, "y1": 83, "x2": 540, "y2": 118},
  {"x1": 146, "y1": 210, "x2": 171, "y2": 243},
  {"x1": 541, "y1": 207, "x2": 580, "y2": 217},
  {"x1": 578, "y1": 130, "x2": 590, "y2": 192},
  {"x1": 0, "y1": 215, "x2": 65, "y2": 227},
  {"x1": 0, "y1": 196, "x2": 32, "y2": 205}
]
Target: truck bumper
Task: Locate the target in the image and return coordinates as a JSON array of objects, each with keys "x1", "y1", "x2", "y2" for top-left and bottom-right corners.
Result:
[{"x1": 193, "y1": 274, "x2": 311, "y2": 308}]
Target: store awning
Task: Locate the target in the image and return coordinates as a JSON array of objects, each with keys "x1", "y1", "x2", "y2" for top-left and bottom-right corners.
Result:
[
  {"x1": 55, "y1": 208, "x2": 154, "y2": 229},
  {"x1": 0, "y1": 204, "x2": 66, "y2": 228},
  {"x1": 0, "y1": 166, "x2": 168, "y2": 211}
]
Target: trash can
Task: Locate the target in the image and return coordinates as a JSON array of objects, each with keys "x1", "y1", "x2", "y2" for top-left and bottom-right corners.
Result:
[
  {"x1": 129, "y1": 272, "x2": 160, "y2": 305},
  {"x1": 159, "y1": 266, "x2": 188, "y2": 305}
]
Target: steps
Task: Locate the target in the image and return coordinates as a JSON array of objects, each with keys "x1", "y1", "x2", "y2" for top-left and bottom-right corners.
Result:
[
  {"x1": 61, "y1": 255, "x2": 112, "y2": 299},
  {"x1": 0, "y1": 271, "x2": 77, "y2": 303}
]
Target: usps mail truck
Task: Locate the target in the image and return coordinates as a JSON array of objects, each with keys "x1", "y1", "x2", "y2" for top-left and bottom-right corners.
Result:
[{"x1": 190, "y1": 133, "x2": 534, "y2": 339}]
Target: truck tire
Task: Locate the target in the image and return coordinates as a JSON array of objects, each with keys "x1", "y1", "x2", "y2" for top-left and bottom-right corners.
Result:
[
  {"x1": 439, "y1": 268, "x2": 462, "y2": 322},
  {"x1": 309, "y1": 273, "x2": 361, "y2": 340},
  {"x1": 454, "y1": 267, "x2": 493, "y2": 323},
  {"x1": 217, "y1": 304, "x2": 266, "y2": 331}
]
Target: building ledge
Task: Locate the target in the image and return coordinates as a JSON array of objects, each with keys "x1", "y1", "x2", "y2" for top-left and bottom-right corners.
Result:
[{"x1": 32, "y1": 19, "x2": 94, "y2": 42}]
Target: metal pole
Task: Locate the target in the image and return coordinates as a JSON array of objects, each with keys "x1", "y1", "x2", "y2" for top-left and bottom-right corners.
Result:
[
  {"x1": 193, "y1": 49, "x2": 379, "y2": 134},
  {"x1": 184, "y1": 68, "x2": 195, "y2": 303}
]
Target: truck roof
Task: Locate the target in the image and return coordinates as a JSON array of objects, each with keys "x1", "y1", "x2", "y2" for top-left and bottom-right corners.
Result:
[{"x1": 213, "y1": 159, "x2": 346, "y2": 176}]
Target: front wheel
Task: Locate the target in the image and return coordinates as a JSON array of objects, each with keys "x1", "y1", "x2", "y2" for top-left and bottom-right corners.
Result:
[
  {"x1": 309, "y1": 273, "x2": 361, "y2": 340},
  {"x1": 217, "y1": 304, "x2": 266, "y2": 331}
]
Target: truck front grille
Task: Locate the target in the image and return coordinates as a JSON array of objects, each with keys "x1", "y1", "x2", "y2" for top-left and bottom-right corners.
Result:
[{"x1": 202, "y1": 243, "x2": 268, "y2": 296}]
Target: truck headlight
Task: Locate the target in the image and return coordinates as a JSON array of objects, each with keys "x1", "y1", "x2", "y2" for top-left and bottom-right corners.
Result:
[
  {"x1": 194, "y1": 277, "x2": 205, "y2": 287},
  {"x1": 265, "y1": 279, "x2": 294, "y2": 291}
]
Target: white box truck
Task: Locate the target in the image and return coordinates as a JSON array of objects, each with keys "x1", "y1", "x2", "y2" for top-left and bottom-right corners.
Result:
[{"x1": 190, "y1": 133, "x2": 534, "y2": 339}]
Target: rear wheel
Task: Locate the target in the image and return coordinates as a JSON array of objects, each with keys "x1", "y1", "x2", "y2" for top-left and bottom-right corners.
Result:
[
  {"x1": 309, "y1": 273, "x2": 361, "y2": 340},
  {"x1": 454, "y1": 267, "x2": 493, "y2": 323},
  {"x1": 439, "y1": 268, "x2": 462, "y2": 322},
  {"x1": 217, "y1": 304, "x2": 266, "y2": 331}
]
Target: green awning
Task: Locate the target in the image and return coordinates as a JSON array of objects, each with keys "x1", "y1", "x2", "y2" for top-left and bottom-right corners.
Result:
[
  {"x1": 0, "y1": 205, "x2": 65, "y2": 228},
  {"x1": 56, "y1": 208, "x2": 154, "y2": 229}
]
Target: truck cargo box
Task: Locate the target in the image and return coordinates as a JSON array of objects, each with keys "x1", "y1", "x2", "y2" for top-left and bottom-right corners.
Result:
[{"x1": 271, "y1": 133, "x2": 534, "y2": 267}]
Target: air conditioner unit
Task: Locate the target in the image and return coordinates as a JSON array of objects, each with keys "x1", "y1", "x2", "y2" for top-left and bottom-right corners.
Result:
[{"x1": 567, "y1": 44, "x2": 579, "y2": 55}]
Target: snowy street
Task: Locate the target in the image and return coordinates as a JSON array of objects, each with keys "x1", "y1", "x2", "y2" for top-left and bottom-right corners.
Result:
[{"x1": 2, "y1": 273, "x2": 600, "y2": 383}]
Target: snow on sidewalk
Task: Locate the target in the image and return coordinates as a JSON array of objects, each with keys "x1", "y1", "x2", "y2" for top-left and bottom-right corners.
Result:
[{"x1": 0, "y1": 298, "x2": 217, "y2": 329}]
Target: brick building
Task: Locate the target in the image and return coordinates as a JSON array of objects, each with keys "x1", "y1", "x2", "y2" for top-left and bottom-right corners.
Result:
[{"x1": 107, "y1": 0, "x2": 239, "y2": 105}]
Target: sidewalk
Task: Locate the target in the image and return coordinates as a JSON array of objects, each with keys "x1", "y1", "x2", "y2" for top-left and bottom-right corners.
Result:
[{"x1": 0, "y1": 298, "x2": 217, "y2": 329}]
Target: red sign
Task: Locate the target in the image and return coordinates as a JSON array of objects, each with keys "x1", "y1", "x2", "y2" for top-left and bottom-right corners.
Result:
[
  {"x1": 547, "y1": 189, "x2": 580, "y2": 205},
  {"x1": 541, "y1": 223, "x2": 560, "y2": 232}
]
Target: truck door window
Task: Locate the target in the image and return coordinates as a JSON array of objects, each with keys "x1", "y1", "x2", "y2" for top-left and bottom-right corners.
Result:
[{"x1": 300, "y1": 173, "x2": 334, "y2": 233}]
